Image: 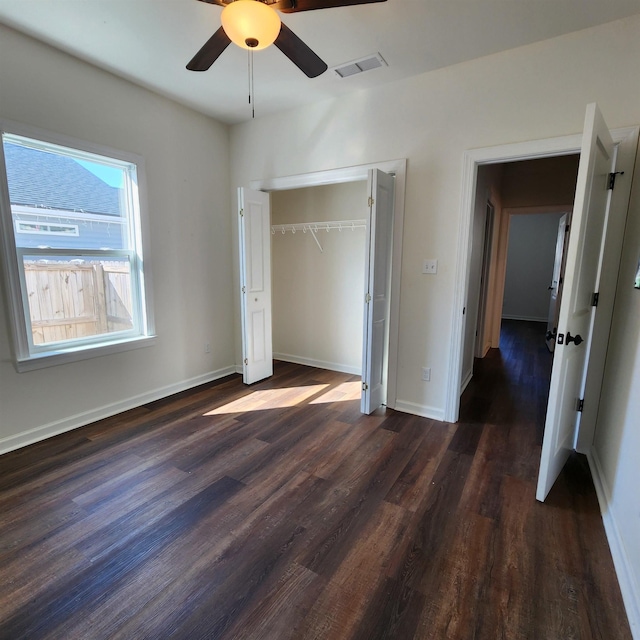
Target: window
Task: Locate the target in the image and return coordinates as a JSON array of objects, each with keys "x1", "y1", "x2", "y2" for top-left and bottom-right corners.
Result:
[{"x1": 0, "y1": 124, "x2": 154, "y2": 371}]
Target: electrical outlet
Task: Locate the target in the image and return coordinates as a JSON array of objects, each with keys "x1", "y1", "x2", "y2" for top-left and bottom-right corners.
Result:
[
  {"x1": 205, "y1": 343, "x2": 211, "y2": 354},
  {"x1": 421, "y1": 367, "x2": 431, "y2": 381},
  {"x1": 422, "y1": 259, "x2": 438, "y2": 274}
]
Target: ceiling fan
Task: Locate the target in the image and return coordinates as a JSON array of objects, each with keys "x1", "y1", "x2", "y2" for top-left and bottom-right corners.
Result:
[{"x1": 187, "y1": 0, "x2": 388, "y2": 78}]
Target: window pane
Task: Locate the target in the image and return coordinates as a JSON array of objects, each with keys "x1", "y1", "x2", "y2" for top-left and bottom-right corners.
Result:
[
  {"x1": 3, "y1": 139, "x2": 129, "y2": 250},
  {"x1": 22, "y1": 255, "x2": 134, "y2": 346}
]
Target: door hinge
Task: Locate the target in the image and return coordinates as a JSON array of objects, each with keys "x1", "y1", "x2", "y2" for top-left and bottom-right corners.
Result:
[
  {"x1": 565, "y1": 224, "x2": 570, "y2": 234},
  {"x1": 365, "y1": 293, "x2": 371, "y2": 303},
  {"x1": 239, "y1": 208, "x2": 244, "y2": 217},
  {"x1": 592, "y1": 292, "x2": 599, "y2": 307},
  {"x1": 362, "y1": 382, "x2": 369, "y2": 391},
  {"x1": 368, "y1": 196, "x2": 374, "y2": 207},
  {"x1": 244, "y1": 358, "x2": 248, "y2": 365},
  {"x1": 608, "y1": 171, "x2": 624, "y2": 190},
  {"x1": 241, "y1": 285, "x2": 246, "y2": 294},
  {"x1": 577, "y1": 398, "x2": 584, "y2": 412}
]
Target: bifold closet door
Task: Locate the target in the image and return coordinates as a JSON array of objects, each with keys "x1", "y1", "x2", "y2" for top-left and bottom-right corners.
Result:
[
  {"x1": 238, "y1": 187, "x2": 273, "y2": 385},
  {"x1": 361, "y1": 169, "x2": 394, "y2": 415}
]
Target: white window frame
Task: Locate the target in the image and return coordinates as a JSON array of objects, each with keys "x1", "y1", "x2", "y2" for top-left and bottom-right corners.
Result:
[{"x1": 0, "y1": 120, "x2": 155, "y2": 372}]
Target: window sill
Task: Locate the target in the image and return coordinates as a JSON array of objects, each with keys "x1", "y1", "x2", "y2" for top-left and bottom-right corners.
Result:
[{"x1": 15, "y1": 335, "x2": 157, "y2": 373}]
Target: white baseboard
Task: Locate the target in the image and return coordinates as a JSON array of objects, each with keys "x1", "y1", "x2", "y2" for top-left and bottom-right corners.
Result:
[
  {"x1": 0, "y1": 365, "x2": 238, "y2": 455},
  {"x1": 273, "y1": 353, "x2": 361, "y2": 376},
  {"x1": 393, "y1": 400, "x2": 446, "y2": 422},
  {"x1": 587, "y1": 447, "x2": 640, "y2": 640}
]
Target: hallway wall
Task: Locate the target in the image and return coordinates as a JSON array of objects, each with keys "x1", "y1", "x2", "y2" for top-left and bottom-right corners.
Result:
[{"x1": 502, "y1": 212, "x2": 564, "y2": 322}]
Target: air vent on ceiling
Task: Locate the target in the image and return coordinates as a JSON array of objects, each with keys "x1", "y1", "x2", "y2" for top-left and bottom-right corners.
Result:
[{"x1": 333, "y1": 53, "x2": 387, "y2": 78}]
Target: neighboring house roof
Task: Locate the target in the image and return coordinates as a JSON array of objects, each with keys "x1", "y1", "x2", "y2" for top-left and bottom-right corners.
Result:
[{"x1": 4, "y1": 142, "x2": 121, "y2": 216}]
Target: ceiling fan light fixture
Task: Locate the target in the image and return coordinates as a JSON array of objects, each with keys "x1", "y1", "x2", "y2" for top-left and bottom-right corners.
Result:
[{"x1": 221, "y1": 0, "x2": 282, "y2": 51}]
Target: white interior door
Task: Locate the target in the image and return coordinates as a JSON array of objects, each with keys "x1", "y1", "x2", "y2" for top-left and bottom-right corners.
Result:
[
  {"x1": 536, "y1": 104, "x2": 616, "y2": 501},
  {"x1": 545, "y1": 213, "x2": 569, "y2": 352},
  {"x1": 238, "y1": 187, "x2": 273, "y2": 385},
  {"x1": 361, "y1": 169, "x2": 395, "y2": 414}
]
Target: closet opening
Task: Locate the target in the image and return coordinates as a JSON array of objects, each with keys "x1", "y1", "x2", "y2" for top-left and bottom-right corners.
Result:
[
  {"x1": 247, "y1": 158, "x2": 407, "y2": 414},
  {"x1": 271, "y1": 182, "x2": 367, "y2": 380}
]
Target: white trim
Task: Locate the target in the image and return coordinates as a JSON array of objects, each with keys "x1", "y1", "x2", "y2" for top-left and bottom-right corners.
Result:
[
  {"x1": 587, "y1": 448, "x2": 640, "y2": 640},
  {"x1": 447, "y1": 127, "x2": 638, "y2": 423},
  {"x1": 15, "y1": 335, "x2": 157, "y2": 373},
  {"x1": 274, "y1": 352, "x2": 361, "y2": 376},
  {"x1": 250, "y1": 164, "x2": 376, "y2": 191},
  {"x1": 250, "y1": 158, "x2": 406, "y2": 411},
  {"x1": 0, "y1": 365, "x2": 238, "y2": 455},
  {"x1": 393, "y1": 399, "x2": 446, "y2": 422}
]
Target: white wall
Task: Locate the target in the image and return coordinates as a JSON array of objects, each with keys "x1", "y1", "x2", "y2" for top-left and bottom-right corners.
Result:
[
  {"x1": 229, "y1": 15, "x2": 640, "y2": 633},
  {"x1": 271, "y1": 183, "x2": 366, "y2": 374},
  {"x1": 0, "y1": 25, "x2": 235, "y2": 452},
  {"x1": 592, "y1": 152, "x2": 640, "y2": 636},
  {"x1": 502, "y1": 213, "x2": 564, "y2": 321}
]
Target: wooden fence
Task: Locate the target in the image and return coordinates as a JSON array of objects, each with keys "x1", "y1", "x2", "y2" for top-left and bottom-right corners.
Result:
[{"x1": 23, "y1": 260, "x2": 133, "y2": 345}]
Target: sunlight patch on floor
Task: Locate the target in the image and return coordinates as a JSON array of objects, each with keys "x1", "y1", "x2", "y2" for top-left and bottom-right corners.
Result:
[
  {"x1": 310, "y1": 381, "x2": 362, "y2": 404},
  {"x1": 204, "y1": 385, "x2": 330, "y2": 415}
]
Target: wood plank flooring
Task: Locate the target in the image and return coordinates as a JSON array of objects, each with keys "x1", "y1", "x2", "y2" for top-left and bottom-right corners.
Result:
[{"x1": 0, "y1": 320, "x2": 631, "y2": 639}]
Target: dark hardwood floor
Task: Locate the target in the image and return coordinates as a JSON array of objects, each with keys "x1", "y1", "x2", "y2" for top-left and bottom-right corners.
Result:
[{"x1": 0, "y1": 320, "x2": 631, "y2": 639}]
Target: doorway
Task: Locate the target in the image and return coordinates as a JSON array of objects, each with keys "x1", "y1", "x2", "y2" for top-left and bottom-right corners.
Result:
[
  {"x1": 447, "y1": 125, "x2": 636, "y2": 426},
  {"x1": 448, "y1": 113, "x2": 638, "y2": 502}
]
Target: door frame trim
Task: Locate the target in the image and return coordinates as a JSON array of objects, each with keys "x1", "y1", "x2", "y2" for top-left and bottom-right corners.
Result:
[
  {"x1": 447, "y1": 128, "x2": 637, "y2": 424},
  {"x1": 250, "y1": 158, "x2": 407, "y2": 410}
]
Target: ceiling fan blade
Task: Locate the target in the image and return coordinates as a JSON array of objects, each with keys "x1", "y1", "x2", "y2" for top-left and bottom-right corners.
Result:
[
  {"x1": 274, "y1": 23, "x2": 328, "y2": 78},
  {"x1": 273, "y1": 0, "x2": 386, "y2": 13},
  {"x1": 195, "y1": 0, "x2": 227, "y2": 7},
  {"x1": 187, "y1": 26, "x2": 231, "y2": 71}
]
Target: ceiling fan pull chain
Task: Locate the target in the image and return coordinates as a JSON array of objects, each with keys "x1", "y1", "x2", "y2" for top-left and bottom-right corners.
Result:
[{"x1": 248, "y1": 49, "x2": 255, "y2": 119}]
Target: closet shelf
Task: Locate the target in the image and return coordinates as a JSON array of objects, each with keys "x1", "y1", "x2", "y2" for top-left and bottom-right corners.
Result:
[
  {"x1": 271, "y1": 219, "x2": 366, "y2": 234},
  {"x1": 271, "y1": 219, "x2": 366, "y2": 253}
]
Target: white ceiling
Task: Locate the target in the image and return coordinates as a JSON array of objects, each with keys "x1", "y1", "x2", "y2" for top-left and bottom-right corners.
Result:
[{"x1": 1, "y1": 0, "x2": 640, "y2": 125}]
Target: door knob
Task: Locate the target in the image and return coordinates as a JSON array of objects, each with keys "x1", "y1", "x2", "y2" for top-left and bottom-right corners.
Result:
[
  {"x1": 566, "y1": 331, "x2": 583, "y2": 346},
  {"x1": 546, "y1": 328, "x2": 557, "y2": 341}
]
